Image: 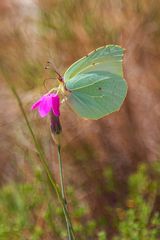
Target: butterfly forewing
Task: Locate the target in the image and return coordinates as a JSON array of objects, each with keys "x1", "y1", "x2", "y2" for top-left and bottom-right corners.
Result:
[{"x1": 64, "y1": 45, "x2": 124, "y2": 81}]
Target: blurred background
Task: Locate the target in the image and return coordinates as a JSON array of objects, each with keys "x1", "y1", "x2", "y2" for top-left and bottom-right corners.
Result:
[{"x1": 0, "y1": 0, "x2": 160, "y2": 239}]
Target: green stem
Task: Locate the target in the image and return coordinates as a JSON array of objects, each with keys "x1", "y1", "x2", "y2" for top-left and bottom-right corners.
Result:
[
  {"x1": 58, "y1": 145, "x2": 65, "y2": 199},
  {"x1": 57, "y1": 145, "x2": 75, "y2": 240}
]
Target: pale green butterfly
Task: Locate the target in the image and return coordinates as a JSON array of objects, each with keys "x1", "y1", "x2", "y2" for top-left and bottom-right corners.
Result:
[{"x1": 62, "y1": 45, "x2": 127, "y2": 120}]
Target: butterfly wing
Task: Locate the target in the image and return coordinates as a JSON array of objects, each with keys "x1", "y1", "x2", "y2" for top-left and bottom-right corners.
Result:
[
  {"x1": 65, "y1": 71, "x2": 127, "y2": 119},
  {"x1": 64, "y1": 45, "x2": 127, "y2": 120}
]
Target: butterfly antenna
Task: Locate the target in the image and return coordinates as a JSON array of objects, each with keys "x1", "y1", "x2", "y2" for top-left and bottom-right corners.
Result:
[{"x1": 45, "y1": 60, "x2": 64, "y2": 83}]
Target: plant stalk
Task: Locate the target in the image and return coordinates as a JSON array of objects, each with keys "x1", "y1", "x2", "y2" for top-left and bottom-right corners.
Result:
[{"x1": 57, "y1": 144, "x2": 75, "y2": 240}]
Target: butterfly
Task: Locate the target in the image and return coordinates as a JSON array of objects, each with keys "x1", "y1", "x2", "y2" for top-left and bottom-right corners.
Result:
[{"x1": 63, "y1": 45, "x2": 127, "y2": 120}]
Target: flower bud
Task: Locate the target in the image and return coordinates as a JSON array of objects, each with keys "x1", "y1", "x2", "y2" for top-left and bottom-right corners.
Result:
[{"x1": 50, "y1": 111, "x2": 62, "y2": 145}]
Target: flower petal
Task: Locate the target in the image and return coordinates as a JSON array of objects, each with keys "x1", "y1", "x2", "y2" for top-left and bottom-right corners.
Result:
[
  {"x1": 38, "y1": 95, "x2": 52, "y2": 117},
  {"x1": 52, "y1": 94, "x2": 60, "y2": 116},
  {"x1": 31, "y1": 97, "x2": 43, "y2": 110},
  {"x1": 31, "y1": 93, "x2": 60, "y2": 118}
]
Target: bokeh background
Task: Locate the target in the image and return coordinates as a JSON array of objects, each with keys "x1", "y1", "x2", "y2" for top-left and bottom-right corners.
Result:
[{"x1": 0, "y1": 0, "x2": 160, "y2": 239}]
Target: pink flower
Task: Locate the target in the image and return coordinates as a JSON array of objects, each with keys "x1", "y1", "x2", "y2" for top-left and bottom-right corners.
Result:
[{"x1": 31, "y1": 93, "x2": 60, "y2": 117}]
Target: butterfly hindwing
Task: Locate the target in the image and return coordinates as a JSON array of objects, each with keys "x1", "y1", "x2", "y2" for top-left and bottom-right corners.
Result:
[{"x1": 65, "y1": 71, "x2": 127, "y2": 119}]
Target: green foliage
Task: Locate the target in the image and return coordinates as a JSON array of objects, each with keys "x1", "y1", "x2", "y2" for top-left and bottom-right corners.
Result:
[
  {"x1": 0, "y1": 180, "x2": 100, "y2": 239},
  {"x1": 98, "y1": 231, "x2": 107, "y2": 240},
  {"x1": 113, "y1": 164, "x2": 160, "y2": 240},
  {"x1": 0, "y1": 163, "x2": 160, "y2": 239}
]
